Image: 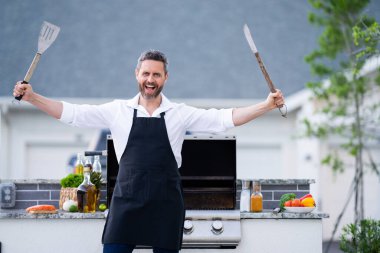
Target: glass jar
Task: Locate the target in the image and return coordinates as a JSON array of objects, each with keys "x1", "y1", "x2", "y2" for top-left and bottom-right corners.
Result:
[
  {"x1": 240, "y1": 180, "x2": 251, "y2": 212},
  {"x1": 250, "y1": 181, "x2": 263, "y2": 212}
]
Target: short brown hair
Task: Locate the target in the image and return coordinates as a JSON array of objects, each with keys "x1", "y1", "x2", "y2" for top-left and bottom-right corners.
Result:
[{"x1": 136, "y1": 50, "x2": 168, "y2": 73}]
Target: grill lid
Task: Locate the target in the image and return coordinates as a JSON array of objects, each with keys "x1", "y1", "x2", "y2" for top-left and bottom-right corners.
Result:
[{"x1": 179, "y1": 135, "x2": 237, "y2": 210}]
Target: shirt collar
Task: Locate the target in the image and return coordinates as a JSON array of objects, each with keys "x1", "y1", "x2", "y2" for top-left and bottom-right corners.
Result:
[{"x1": 126, "y1": 93, "x2": 174, "y2": 115}]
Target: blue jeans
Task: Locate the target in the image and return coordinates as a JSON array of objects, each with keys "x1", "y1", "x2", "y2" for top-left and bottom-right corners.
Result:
[{"x1": 103, "y1": 244, "x2": 179, "y2": 253}]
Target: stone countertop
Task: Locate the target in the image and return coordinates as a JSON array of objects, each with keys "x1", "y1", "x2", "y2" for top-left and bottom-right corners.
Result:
[
  {"x1": 0, "y1": 209, "x2": 106, "y2": 219},
  {"x1": 237, "y1": 179, "x2": 316, "y2": 184},
  {"x1": 4, "y1": 178, "x2": 315, "y2": 185},
  {"x1": 241, "y1": 211, "x2": 329, "y2": 219},
  {"x1": 1, "y1": 209, "x2": 328, "y2": 219}
]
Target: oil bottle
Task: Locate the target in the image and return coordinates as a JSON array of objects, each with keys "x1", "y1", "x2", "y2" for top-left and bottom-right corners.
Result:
[
  {"x1": 77, "y1": 166, "x2": 97, "y2": 213},
  {"x1": 84, "y1": 156, "x2": 93, "y2": 172},
  {"x1": 74, "y1": 153, "x2": 84, "y2": 175}
]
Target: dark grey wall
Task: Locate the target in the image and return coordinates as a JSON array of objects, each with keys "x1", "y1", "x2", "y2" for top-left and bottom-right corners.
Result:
[{"x1": 1, "y1": 0, "x2": 379, "y2": 99}]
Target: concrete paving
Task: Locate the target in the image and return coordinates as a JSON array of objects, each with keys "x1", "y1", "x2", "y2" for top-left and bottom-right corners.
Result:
[{"x1": 323, "y1": 241, "x2": 344, "y2": 253}]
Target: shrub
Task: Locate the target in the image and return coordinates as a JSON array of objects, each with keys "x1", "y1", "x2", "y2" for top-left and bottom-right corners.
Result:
[{"x1": 340, "y1": 219, "x2": 380, "y2": 253}]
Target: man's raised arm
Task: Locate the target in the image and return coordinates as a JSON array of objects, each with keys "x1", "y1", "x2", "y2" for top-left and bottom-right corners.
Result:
[
  {"x1": 13, "y1": 81, "x2": 63, "y2": 119},
  {"x1": 232, "y1": 89, "x2": 284, "y2": 126}
]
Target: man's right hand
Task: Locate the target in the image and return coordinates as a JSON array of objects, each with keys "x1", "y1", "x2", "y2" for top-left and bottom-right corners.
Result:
[
  {"x1": 13, "y1": 81, "x2": 34, "y2": 101},
  {"x1": 12, "y1": 81, "x2": 63, "y2": 119}
]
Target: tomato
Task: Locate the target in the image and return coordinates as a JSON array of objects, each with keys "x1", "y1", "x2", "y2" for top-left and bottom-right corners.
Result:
[
  {"x1": 284, "y1": 200, "x2": 292, "y2": 207},
  {"x1": 292, "y1": 199, "x2": 301, "y2": 207}
]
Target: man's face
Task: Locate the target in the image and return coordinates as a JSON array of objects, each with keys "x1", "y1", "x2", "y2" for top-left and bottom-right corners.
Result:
[{"x1": 135, "y1": 60, "x2": 168, "y2": 100}]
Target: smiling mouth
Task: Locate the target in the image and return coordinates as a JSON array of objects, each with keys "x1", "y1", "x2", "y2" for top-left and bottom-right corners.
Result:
[{"x1": 145, "y1": 84, "x2": 156, "y2": 91}]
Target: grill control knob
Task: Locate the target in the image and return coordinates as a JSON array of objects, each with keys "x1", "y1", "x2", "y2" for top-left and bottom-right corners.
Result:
[
  {"x1": 211, "y1": 220, "x2": 224, "y2": 235},
  {"x1": 183, "y1": 220, "x2": 194, "y2": 234}
]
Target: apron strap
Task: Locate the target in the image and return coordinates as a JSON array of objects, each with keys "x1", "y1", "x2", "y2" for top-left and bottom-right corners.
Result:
[{"x1": 134, "y1": 109, "x2": 165, "y2": 119}]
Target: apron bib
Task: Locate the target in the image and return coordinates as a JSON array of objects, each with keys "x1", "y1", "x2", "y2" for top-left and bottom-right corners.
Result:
[{"x1": 102, "y1": 109, "x2": 185, "y2": 250}]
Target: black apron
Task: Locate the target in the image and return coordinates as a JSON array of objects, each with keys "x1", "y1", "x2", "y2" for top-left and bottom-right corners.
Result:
[{"x1": 102, "y1": 109, "x2": 185, "y2": 251}]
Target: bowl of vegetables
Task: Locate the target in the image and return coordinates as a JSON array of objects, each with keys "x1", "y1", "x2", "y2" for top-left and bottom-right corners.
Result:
[{"x1": 279, "y1": 193, "x2": 316, "y2": 213}]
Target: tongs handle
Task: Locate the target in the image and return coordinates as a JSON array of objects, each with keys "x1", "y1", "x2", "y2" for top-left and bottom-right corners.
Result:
[{"x1": 255, "y1": 52, "x2": 287, "y2": 118}]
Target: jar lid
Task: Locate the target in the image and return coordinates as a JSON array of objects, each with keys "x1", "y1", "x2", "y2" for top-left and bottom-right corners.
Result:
[{"x1": 241, "y1": 180, "x2": 251, "y2": 189}]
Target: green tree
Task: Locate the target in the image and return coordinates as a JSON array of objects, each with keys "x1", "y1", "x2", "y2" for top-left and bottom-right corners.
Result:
[{"x1": 304, "y1": 0, "x2": 380, "y2": 251}]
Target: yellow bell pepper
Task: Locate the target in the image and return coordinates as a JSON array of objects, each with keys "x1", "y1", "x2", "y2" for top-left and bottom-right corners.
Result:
[{"x1": 301, "y1": 197, "x2": 315, "y2": 207}]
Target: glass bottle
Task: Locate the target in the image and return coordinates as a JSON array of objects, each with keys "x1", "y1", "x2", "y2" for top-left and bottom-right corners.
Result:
[
  {"x1": 240, "y1": 180, "x2": 251, "y2": 212},
  {"x1": 84, "y1": 156, "x2": 93, "y2": 172},
  {"x1": 250, "y1": 181, "x2": 263, "y2": 212},
  {"x1": 77, "y1": 166, "x2": 97, "y2": 213},
  {"x1": 92, "y1": 155, "x2": 102, "y2": 208},
  {"x1": 74, "y1": 153, "x2": 84, "y2": 175},
  {"x1": 93, "y1": 155, "x2": 102, "y2": 174}
]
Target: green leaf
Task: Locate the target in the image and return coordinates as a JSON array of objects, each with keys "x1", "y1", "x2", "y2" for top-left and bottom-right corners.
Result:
[
  {"x1": 60, "y1": 174, "x2": 84, "y2": 188},
  {"x1": 322, "y1": 154, "x2": 332, "y2": 165}
]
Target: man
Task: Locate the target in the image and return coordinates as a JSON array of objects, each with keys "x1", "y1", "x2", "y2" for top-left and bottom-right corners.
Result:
[{"x1": 13, "y1": 50, "x2": 284, "y2": 253}]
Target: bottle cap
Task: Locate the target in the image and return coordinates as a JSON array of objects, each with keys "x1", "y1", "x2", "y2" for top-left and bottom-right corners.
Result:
[{"x1": 241, "y1": 180, "x2": 251, "y2": 189}]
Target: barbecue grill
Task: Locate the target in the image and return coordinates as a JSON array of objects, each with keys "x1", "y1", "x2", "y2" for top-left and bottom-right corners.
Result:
[{"x1": 106, "y1": 134, "x2": 241, "y2": 249}]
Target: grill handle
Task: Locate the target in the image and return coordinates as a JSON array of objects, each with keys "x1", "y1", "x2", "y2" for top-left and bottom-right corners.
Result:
[{"x1": 84, "y1": 150, "x2": 108, "y2": 157}]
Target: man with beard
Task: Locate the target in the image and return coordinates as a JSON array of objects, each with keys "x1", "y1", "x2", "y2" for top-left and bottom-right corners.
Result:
[{"x1": 13, "y1": 50, "x2": 284, "y2": 253}]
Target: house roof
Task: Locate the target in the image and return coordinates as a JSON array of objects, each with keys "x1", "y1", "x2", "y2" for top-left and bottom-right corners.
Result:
[{"x1": 1, "y1": 0, "x2": 379, "y2": 99}]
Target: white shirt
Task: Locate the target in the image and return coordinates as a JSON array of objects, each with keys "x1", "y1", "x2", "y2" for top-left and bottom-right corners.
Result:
[{"x1": 60, "y1": 93, "x2": 235, "y2": 167}]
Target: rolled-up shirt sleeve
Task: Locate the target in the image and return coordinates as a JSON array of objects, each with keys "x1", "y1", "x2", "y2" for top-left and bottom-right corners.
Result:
[
  {"x1": 59, "y1": 100, "x2": 119, "y2": 129},
  {"x1": 180, "y1": 105, "x2": 235, "y2": 133}
]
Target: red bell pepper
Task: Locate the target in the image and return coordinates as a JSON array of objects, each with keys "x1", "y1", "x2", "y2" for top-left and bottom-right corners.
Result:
[{"x1": 300, "y1": 194, "x2": 313, "y2": 202}]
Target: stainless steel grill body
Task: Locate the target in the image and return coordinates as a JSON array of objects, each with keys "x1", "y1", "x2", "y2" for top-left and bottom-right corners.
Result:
[{"x1": 182, "y1": 210, "x2": 241, "y2": 248}]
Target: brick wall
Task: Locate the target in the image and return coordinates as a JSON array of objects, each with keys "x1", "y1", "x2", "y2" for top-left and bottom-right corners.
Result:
[
  {"x1": 10, "y1": 180, "x2": 312, "y2": 211},
  {"x1": 13, "y1": 182, "x2": 107, "y2": 209},
  {"x1": 236, "y1": 181, "x2": 311, "y2": 210}
]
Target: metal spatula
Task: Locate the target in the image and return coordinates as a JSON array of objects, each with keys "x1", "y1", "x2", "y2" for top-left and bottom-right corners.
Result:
[{"x1": 14, "y1": 21, "x2": 60, "y2": 101}]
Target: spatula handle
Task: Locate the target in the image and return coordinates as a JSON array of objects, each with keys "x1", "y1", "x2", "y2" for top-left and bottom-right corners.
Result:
[
  {"x1": 14, "y1": 81, "x2": 28, "y2": 101},
  {"x1": 15, "y1": 53, "x2": 41, "y2": 101}
]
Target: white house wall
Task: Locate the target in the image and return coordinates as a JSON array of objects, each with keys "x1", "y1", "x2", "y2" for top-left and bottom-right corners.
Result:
[
  {"x1": 1, "y1": 104, "x2": 98, "y2": 179},
  {"x1": 319, "y1": 143, "x2": 380, "y2": 241},
  {"x1": 226, "y1": 111, "x2": 299, "y2": 179}
]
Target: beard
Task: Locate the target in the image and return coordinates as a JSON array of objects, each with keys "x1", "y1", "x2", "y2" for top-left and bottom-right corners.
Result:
[{"x1": 139, "y1": 80, "x2": 163, "y2": 100}]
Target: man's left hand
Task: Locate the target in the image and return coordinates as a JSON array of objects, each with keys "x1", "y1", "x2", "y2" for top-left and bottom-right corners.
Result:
[{"x1": 266, "y1": 89, "x2": 285, "y2": 110}]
